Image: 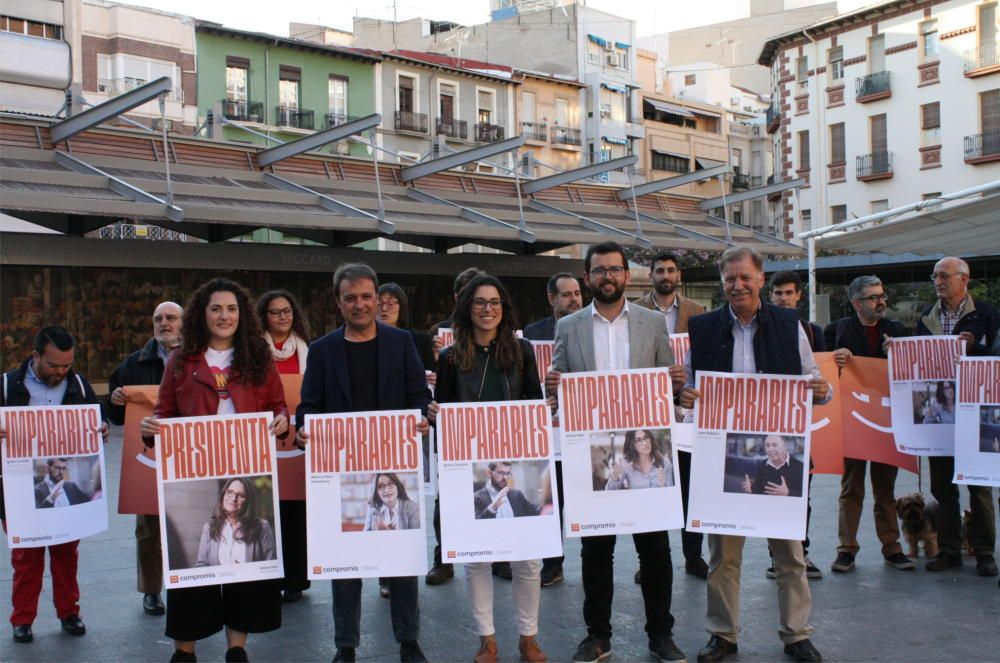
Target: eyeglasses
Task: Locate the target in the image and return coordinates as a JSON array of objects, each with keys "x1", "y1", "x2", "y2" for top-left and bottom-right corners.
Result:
[
  {"x1": 492, "y1": 470, "x2": 512, "y2": 477},
  {"x1": 858, "y1": 294, "x2": 888, "y2": 304},
  {"x1": 589, "y1": 266, "x2": 627, "y2": 278},
  {"x1": 930, "y1": 272, "x2": 961, "y2": 281},
  {"x1": 472, "y1": 298, "x2": 502, "y2": 310},
  {"x1": 224, "y1": 489, "x2": 247, "y2": 501},
  {"x1": 266, "y1": 307, "x2": 293, "y2": 318},
  {"x1": 51, "y1": 465, "x2": 68, "y2": 471},
  {"x1": 377, "y1": 299, "x2": 400, "y2": 310}
]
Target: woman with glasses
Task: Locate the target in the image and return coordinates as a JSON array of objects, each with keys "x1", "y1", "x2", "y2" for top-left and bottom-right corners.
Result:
[
  {"x1": 141, "y1": 277, "x2": 289, "y2": 663},
  {"x1": 196, "y1": 477, "x2": 277, "y2": 567},
  {"x1": 604, "y1": 429, "x2": 673, "y2": 490},
  {"x1": 427, "y1": 273, "x2": 547, "y2": 663},
  {"x1": 363, "y1": 473, "x2": 421, "y2": 531},
  {"x1": 256, "y1": 290, "x2": 312, "y2": 603},
  {"x1": 376, "y1": 283, "x2": 436, "y2": 374}
]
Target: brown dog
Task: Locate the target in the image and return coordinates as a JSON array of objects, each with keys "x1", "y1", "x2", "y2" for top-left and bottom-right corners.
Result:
[{"x1": 896, "y1": 493, "x2": 939, "y2": 558}]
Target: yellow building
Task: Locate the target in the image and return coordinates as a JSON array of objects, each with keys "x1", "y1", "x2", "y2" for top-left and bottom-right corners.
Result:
[{"x1": 513, "y1": 70, "x2": 586, "y2": 177}]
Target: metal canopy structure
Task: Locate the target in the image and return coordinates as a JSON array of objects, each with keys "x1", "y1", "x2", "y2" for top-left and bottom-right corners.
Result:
[
  {"x1": 698, "y1": 177, "x2": 805, "y2": 210},
  {"x1": 400, "y1": 136, "x2": 525, "y2": 182},
  {"x1": 617, "y1": 164, "x2": 731, "y2": 200},
  {"x1": 529, "y1": 199, "x2": 650, "y2": 248},
  {"x1": 521, "y1": 155, "x2": 638, "y2": 194},
  {"x1": 256, "y1": 114, "x2": 382, "y2": 167},
  {"x1": 407, "y1": 188, "x2": 535, "y2": 243},
  {"x1": 49, "y1": 77, "x2": 174, "y2": 144},
  {"x1": 262, "y1": 172, "x2": 394, "y2": 234}
]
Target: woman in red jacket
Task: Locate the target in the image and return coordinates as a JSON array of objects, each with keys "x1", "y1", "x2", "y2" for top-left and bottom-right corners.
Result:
[{"x1": 141, "y1": 277, "x2": 289, "y2": 663}]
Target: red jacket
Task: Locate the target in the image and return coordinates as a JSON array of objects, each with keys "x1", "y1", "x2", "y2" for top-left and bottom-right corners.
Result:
[{"x1": 153, "y1": 351, "x2": 288, "y2": 434}]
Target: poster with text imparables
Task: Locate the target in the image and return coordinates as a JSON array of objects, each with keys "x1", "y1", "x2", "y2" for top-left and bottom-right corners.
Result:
[
  {"x1": 438, "y1": 401, "x2": 560, "y2": 563},
  {"x1": 530, "y1": 340, "x2": 561, "y2": 459},
  {"x1": 687, "y1": 372, "x2": 812, "y2": 540},
  {"x1": 558, "y1": 368, "x2": 683, "y2": 538},
  {"x1": 670, "y1": 334, "x2": 693, "y2": 453},
  {"x1": 953, "y1": 357, "x2": 1000, "y2": 487},
  {"x1": 306, "y1": 410, "x2": 428, "y2": 579},
  {"x1": 155, "y1": 412, "x2": 284, "y2": 589},
  {"x1": 2, "y1": 404, "x2": 107, "y2": 548},
  {"x1": 888, "y1": 336, "x2": 965, "y2": 456}
]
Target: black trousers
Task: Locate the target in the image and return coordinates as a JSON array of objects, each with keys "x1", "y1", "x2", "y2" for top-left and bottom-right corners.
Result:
[
  {"x1": 581, "y1": 530, "x2": 674, "y2": 641},
  {"x1": 165, "y1": 579, "x2": 281, "y2": 641},
  {"x1": 542, "y1": 460, "x2": 566, "y2": 572},
  {"x1": 279, "y1": 500, "x2": 311, "y2": 592},
  {"x1": 678, "y1": 450, "x2": 704, "y2": 562},
  {"x1": 929, "y1": 456, "x2": 996, "y2": 556}
]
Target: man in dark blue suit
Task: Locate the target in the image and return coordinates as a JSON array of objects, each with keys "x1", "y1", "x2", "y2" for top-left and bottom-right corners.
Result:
[
  {"x1": 297, "y1": 263, "x2": 431, "y2": 663},
  {"x1": 522, "y1": 272, "x2": 583, "y2": 341}
]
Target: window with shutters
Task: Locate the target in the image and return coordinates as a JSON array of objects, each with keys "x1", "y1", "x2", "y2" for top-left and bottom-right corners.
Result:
[
  {"x1": 870, "y1": 114, "x2": 887, "y2": 153},
  {"x1": 921, "y1": 102, "x2": 940, "y2": 146},
  {"x1": 440, "y1": 82, "x2": 457, "y2": 122},
  {"x1": 981, "y1": 89, "x2": 1000, "y2": 134},
  {"x1": 830, "y1": 123, "x2": 845, "y2": 163},
  {"x1": 278, "y1": 66, "x2": 300, "y2": 111},
  {"x1": 226, "y1": 64, "x2": 248, "y2": 103},
  {"x1": 796, "y1": 56, "x2": 808, "y2": 89},
  {"x1": 830, "y1": 205, "x2": 847, "y2": 224},
  {"x1": 869, "y1": 34, "x2": 885, "y2": 73},
  {"x1": 651, "y1": 151, "x2": 690, "y2": 173},
  {"x1": 978, "y1": 3, "x2": 998, "y2": 52},
  {"x1": 871, "y1": 199, "x2": 890, "y2": 214},
  {"x1": 798, "y1": 130, "x2": 810, "y2": 171},
  {"x1": 828, "y1": 47, "x2": 844, "y2": 81},
  {"x1": 329, "y1": 76, "x2": 348, "y2": 119},
  {"x1": 801, "y1": 209, "x2": 812, "y2": 231},
  {"x1": 920, "y1": 20, "x2": 939, "y2": 60},
  {"x1": 478, "y1": 89, "x2": 495, "y2": 125},
  {"x1": 398, "y1": 75, "x2": 415, "y2": 113}
]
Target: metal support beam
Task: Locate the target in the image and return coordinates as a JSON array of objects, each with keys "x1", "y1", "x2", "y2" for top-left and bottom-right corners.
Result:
[
  {"x1": 49, "y1": 77, "x2": 174, "y2": 144},
  {"x1": 528, "y1": 200, "x2": 650, "y2": 248},
  {"x1": 54, "y1": 151, "x2": 184, "y2": 222},
  {"x1": 262, "y1": 173, "x2": 394, "y2": 234},
  {"x1": 703, "y1": 214, "x2": 802, "y2": 252},
  {"x1": 256, "y1": 114, "x2": 382, "y2": 167},
  {"x1": 698, "y1": 177, "x2": 805, "y2": 210},
  {"x1": 520, "y1": 155, "x2": 638, "y2": 195},
  {"x1": 400, "y1": 136, "x2": 526, "y2": 183},
  {"x1": 630, "y1": 208, "x2": 732, "y2": 248},
  {"x1": 407, "y1": 188, "x2": 535, "y2": 243},
  {"x1": 616, "y1": 164, "x2": 732, "y2": 201}
]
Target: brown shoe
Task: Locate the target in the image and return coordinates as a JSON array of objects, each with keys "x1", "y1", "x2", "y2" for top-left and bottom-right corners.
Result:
[
  {"x1": 474, "y1": 636, "x2": 498, "y2": 663},
  {"x1": 519, "y1": 635, "x2": 548, "y2": 662}
]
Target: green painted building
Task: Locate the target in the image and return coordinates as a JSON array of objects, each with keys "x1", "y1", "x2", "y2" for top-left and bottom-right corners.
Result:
[{"x1": 195, "y1": 22, "x2": 380, "y2": 157}]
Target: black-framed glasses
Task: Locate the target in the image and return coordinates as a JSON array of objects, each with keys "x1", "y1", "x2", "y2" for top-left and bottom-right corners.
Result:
[
  {"x1": 858, "y1": 294, "x2": 888, "y2": 304},
  {"x1": 266, "y1": 307, "x2": 293, "y2": 318},
  {"x1": 472, "y1": 298, "x2": 502, "y2": 310},
  {"x1": 589, "y1": 266, "x2": 627, "y2": 278}
]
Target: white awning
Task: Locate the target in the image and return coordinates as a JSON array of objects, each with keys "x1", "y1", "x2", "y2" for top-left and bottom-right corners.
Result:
[
  {"x1": 651, "y1": 149, "x2": 690, "y2": 161},
  {"x1": 644, "y1": 98, "x2": 694, "y2": 118},
  {"x1": 690, "y1": 107, "x2": 721, "y2": 118},
  {"x1": 0, "y1": 211, "x2": 60, "y2": 234}
]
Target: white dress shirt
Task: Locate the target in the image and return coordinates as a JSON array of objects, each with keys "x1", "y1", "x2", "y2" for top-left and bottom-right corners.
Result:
[
  {"x1": 486, "y1": 482, "x2": 515, "y2": 519},
  {"x1": 653, "y1": 295, "x2": 681, "y2": 335},
  {"x1": 592, "y1": 301, "x2": 631, "y2": 371},
  {"x1": 217, "y1": 520, "x2": 248, "y2": 564}
]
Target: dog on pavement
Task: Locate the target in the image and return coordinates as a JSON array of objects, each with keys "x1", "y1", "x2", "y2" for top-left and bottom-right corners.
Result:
[{"x1": 896, "y1": 493, "x2": 938, "y2": 559}]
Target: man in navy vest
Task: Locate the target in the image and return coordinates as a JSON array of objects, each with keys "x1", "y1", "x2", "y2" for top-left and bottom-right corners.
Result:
[{"x1": 679, "y1": 248, "x2": 828, "y2": 663}]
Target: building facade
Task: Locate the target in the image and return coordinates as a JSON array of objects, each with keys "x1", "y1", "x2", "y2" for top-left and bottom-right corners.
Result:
[
  {"x1": 514, "y1": 69, "x2": 586, "y2": 176},
  {"x1": 760, "y1": 0, "x2": 1000, "y2": 239}
]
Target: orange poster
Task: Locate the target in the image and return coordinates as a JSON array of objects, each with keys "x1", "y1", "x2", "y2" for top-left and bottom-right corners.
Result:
[
  {"x1": 277, "y1": 374, "x2": 305, "y2": 501},
  {"x1": 117, "y1": 385, "x2": 161, "y2": 515},
  {"x1": 809, "y1": 353, "x2": 844, "y2": 475},
  {"x1": 841, "y1": 357, "x2": 919, "y2": 474}
]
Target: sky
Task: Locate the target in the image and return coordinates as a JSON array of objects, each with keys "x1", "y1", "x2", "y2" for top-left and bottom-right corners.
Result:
[{"x1": 112, "y1": 0, "x2": 758, "y2": 39}]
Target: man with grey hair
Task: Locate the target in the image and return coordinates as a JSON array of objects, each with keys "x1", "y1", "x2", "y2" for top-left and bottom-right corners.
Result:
[
  {"x1": 916, "y1": 257, "x2": 998, "y2": 577},
  {"x1": 823, "y1": 276, "x2": 912, "y2": 574},
  {"x1": 108, "y1": 300, "x2": 183, "y2": 616}
]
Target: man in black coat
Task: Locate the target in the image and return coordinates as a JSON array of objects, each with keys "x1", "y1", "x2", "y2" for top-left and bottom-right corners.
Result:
[
  {"x1": 107, "y1": 301, "x2": 182, "y2": 616},
  {"x1": 473, "y1": 461, "x2": 540, "y2": 518},
  {"x1": 522, "y1": 272, "x2": 583, "y2": 341},
  {"x1": 825, "y1": 276, "x2": 913, "y2": 575},
  {"x1": 741, "y1": 436, "x2": 804, "y2": 498}
]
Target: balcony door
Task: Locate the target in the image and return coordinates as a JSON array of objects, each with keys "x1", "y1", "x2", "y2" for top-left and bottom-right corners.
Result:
[{"x1": 869, "y1": 35, "x2": 885, "y2": 73}]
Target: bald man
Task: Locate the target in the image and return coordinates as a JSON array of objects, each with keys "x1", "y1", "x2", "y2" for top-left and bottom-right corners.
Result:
[
  {"x1": 108, "y1": 301, "x2": 183, "y2": 616},
  {"x1": 916, "y1": 257, "x2": 997, "y2": 577}
]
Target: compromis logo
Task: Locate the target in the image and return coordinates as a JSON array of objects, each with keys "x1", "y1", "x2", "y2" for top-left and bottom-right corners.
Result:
[
  {"x1": 322, "y1": 565, "x2": 360, "y2": 573},
  {"x1": 169, "y1": 575, "x2": 179, "y2": 584},
  {"x1": 456, "y1": 550, "x2": 493, "y2": 558},
  {"x1": 696, "y1": 520, "x2": 738, "y2": 531},
  {"x1": 447, "y1": 550, "x2": 456, "y2": 559},
  {"x1": 578, "y1": 522, "x2": 615, "y2": 531},
  {"x1": 570, "y1": 523, "x2": 580, "y2": 532},
  {"x1": 691, "y1": 520, "x2": 700, "y2": 528},
  {"x1": 957, "y1": 474, "x2": 963, "y2": 480},
  {"x1": 12, "y1": 536, "x2": 19, "y2": 544},
  {"x1": 313, "y1": 566, "x2": 322, "y2": 574},
  {"x1": 958, "y1": 473, "x2": 989, "y2": 482}
]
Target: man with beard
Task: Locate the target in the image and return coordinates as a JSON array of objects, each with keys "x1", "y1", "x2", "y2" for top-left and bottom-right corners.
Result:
[
  {"x1": 741, "y1": 436, "x2": 804, "y2": 498},
  {"x1": 769, "y1": 272, "x2": 824, "y2": 352},
  {"x1": 523, "y1": 273, "x2": 583, "y2": 341},
  {"x1": 547, "y1": 242, "x2": 686, "y2": 663},
  {"x1": 634, "y1": 252, "x2": 708, "y2": 581},
  {"x1": 824, "y1": 276, "x2": 912, "y2": 575},
  {"x1": 679, "y1": 247, "x2": 828, "y2": 663},
  {"x1": 473, "y1": 462, "x2": 540, "y2": 518},
  {"x1": 108, "y1": 301, "x2": 182, "y2": 616}
]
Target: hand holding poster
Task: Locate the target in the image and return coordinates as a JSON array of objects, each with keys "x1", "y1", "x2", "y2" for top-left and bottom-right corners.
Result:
[
  {"x1": 888, "y1": 336, "x2": 965, "y2": 456},
  {"x1": 530, "y1": 340, "x2": 561, "y2": 459},
  {"x1": 306, "y1": 410, "x2": 428, "y2": 579},
  {"x1": 155, "y1": 412, "x2": 283, "y2": 589},
  {"x1": 2, "y1": 404, "x2": 107, "y2": 548},
  {"x1": 687, "y1": 372, "x2": 813, "y2": 540},
  {"x1": 438, "y1": 400, "x2": 560, "y2": 563},
  {"x1": 557, "y1": 368, "x2": 683, "y2": 538},
  {"x1": 953, "y1": 357, "x2": 1000, "y2": 486}
]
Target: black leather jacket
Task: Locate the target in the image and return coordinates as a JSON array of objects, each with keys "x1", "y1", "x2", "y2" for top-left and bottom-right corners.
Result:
[{"x1": 435, "y1": 338, "x2": 543, "y2": 404}]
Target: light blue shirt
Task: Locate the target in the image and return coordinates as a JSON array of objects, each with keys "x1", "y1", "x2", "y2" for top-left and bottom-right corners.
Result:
[{"x1": 24, "y1": 361, "x2": 68, "y2": 406}]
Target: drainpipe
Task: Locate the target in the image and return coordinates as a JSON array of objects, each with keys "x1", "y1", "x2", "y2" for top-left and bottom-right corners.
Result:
[
  {"x1": 803, "y1": 28, "x2": 824, "y2": 323},
  {"x1": 265, "y1": 46, "x2": 271, "y2": 143}
]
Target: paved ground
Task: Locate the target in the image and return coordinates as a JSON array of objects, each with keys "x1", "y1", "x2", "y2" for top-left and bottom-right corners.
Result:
[{"x1": 2, "y1": 427, "x2": 999, "y2": 663}]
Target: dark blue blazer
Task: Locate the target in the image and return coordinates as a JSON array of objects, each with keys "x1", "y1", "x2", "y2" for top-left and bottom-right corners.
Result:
[
  {"x1": 298, "y1": 322, "x2": 432, "y2": 425},
  {"x1": 522, "y1": 316, "x2": 556, "y2": 341}
]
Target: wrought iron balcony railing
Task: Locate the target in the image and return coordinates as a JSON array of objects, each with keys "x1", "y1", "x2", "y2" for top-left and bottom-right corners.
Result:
[
  {"x1": 521, "y1": 121, "x2": 548, "y2": 142},
  {"x1": 221, "y1": 99, "x2": 264, "y2": 122},
  {"x1": 395, "y1": 110, "x2": 428, "y2": 133},
  {"x1": 856, "y1": 71, "x2": 891, "y2": 100},
  {"x1": 436, "y1": 119, "x2": 468, "y2": 139},
  {"x1": 964, "y1": 131, "x2": 1000, "y2": 161},
  {"x1": 275, "y1": 106, "x2": 314, "y2": 130},
  {"x1": 551, "y1": 125, "x2": 582, "y2": 146},
  {"x1": 476, "y1": 123, "x2": 505, "y2": 143},
  {"x1": 856, "y1": 151, "x2": 893, "y2": 179}
]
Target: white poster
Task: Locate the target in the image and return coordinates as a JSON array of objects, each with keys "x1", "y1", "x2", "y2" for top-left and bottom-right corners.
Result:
[
  {"x1": 557, "y1": 368, "x2": 683, "y2": 538},
  {"x1": 306, "y1": 409, "x2": 428, "y2": 579},
  {"x1": 954, "y1": 357, "x2": 1000, "y2": 487},
  {"x1": 669, "y1": 334, "x2": 694, "y2": 453},
  {"x1": 2, "y1": 404, "x2": 107, "y2": 548},
  {"x1": 436, "y1": 327, "x2": 454, "y2": 350},
  {"x1": 888, "y1": 335, "x2": 965, "y2": 456},
  {"x1": 687, "y1": 372, "x2": 813, "y2": 540},
  {"x1": 530, "y1": 340, "x2": 561, "y2": 459},
  {"x1": 438, "y1": 400, "x2": 561, "y2": 563},
  {"x1": 423, "y1": 427, "x2": 437, "y2": 495},
  {"x1": 155, "y1": 412, "x2": 284, "y2": 589}
]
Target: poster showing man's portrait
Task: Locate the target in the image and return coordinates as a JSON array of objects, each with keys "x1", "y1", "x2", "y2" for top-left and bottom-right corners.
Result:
[
  {"x1": 471, "y1": 460, "x2": 552, "y2": 519},
  {"x1": 723, "y1": 434, "x2": 806, "y2": 498},
  {"x1": 33, "y1": 455, "x2": 102, "y2": 509}
]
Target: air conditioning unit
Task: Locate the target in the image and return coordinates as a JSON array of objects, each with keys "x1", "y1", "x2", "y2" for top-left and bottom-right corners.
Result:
[{"x1": 606, "y1": 52, "x2": 621, "y2": 67}]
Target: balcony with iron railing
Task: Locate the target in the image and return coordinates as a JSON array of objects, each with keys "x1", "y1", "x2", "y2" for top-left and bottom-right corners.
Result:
[
  {"x1": 436, "y1": 119, "x2": 468, "y2": 140},
  {"x1": 964, "y1": 41, "x2": 1000, "y2": 77},
  {"x1": 729, "y1": 122, "x2": 762, "y2": 139},
  {"x1": 275, "y1": 106, "x2": 314, "y2": 130},
  {"x1": 766, "y1": 103, "x2": 780, "y2": 133},
  {"x1": 521, "y1": 121, "x2": 548, "y2": 142},
  {"x1": 395, "y1": 110, "x2": 428, "y2": 133},
  {"x1": 732, "y1": 172, "x2": 750, "y2": 189},
  {"x1": 856, "y1": 71, "x2": 891, "y2": 102},
  {"x1": 98, "y1": 78, "x2": 184, "y2": 102},
  {"x1": 551, "y1": 125, "x2": 582, "y2": 146},
  {"x1": 324, "y1": 113, "x2": 352, "y2": 128},
  {"x1": 964, "y1": 131, "x2": 1000, "y2": 164},
  {"x1": 476, "y1": 123, "x2": 505, "y2": 143},
  {"x1": 856, "y1": 150, "x2": 893, "y2": 180},
  {"x1": 222, "y1": 99, "x2": 264, "y2": 122}
]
